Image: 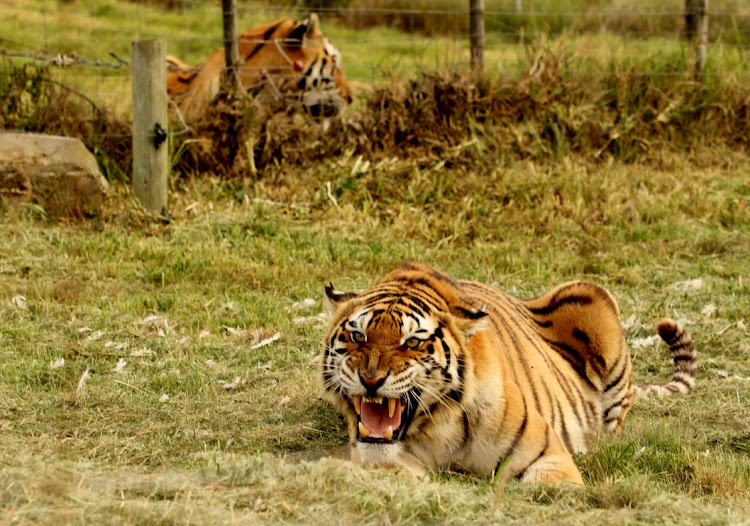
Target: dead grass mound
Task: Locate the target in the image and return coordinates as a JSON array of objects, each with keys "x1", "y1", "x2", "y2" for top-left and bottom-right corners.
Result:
[
  {"x1": 172, "y1": 44, "x2": 749, "y2": 178},
  {"x1": 3, "y1": 49, "x2": 749, "y2": 185}
]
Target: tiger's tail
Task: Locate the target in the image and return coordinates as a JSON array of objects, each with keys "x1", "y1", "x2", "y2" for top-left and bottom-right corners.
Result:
[{"x1": 634, "y1": 319, "x2": 698, "y2": 399}]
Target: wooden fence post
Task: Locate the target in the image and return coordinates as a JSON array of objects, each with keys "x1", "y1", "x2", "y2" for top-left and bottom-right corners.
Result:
[
  {"x1": 469, "y1": 0, "x2": 485, "y2": 71},
  {"x1": 222, "y1": 0, "x2": 242, "y2": 92},
  {"x1": 131, "y1": 39, "x2": 168, "y2": 215},
  {"x1": 685, "y1": 0, "x2": 709, "y2": 75}
]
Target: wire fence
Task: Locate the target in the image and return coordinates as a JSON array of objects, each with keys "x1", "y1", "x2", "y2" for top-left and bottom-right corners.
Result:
[
  {"x1": 3, "y1": 0, "x2": 749, "y2": 86},
  {"x1": 1, "y1": 0, "x2": 749, "y2": 190}
]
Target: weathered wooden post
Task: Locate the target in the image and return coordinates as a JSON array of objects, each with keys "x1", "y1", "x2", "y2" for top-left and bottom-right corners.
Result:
[
  {"x1": 131, "y1": 39, "x2": 168, "y2": 215},
  {"x1": 222, "y1": 0, "x2": 242, "y2": 92},
  {"x1": 685, "y1": 0, "x2": 709, "y2": 75},
  {"x1": 469, "y1": 0, "x2": 485, "y2": 71}
]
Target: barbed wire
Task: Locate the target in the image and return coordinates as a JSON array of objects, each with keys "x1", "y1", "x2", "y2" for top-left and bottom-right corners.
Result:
[
  {"x1": 14, "y1": 0, "x2": 750, "y2": 18},
  {"x1": 3, "y1": 41, "x2": 749, "y2": 83},
  {"x1": 0, "y1": 45, "x2": 129, "y2": 69},
  {"x1": 5, "y1": 29, "x2": 750, "y2": 58}
]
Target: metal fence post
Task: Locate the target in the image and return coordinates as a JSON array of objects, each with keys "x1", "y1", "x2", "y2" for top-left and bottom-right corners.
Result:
[
  {"x1": 131, "y1": 39, "x2": 168, "y2": 215},
  {"x1": 470, "y1": 0, "x2": 485, "y2": 71}
]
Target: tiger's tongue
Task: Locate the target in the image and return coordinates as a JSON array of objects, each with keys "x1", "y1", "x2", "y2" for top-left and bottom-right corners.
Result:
[{"x1": 361, "y1": 399, "x2": 402, "y2": 437}]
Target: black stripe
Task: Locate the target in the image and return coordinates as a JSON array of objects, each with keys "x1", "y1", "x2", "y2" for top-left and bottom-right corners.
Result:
[
  {"x1": 519, "y1": 427, "x2": 551, "y2": 480},
  {"x1": 573, "y1": 328, "x2": 590, "y2": 345},
  {"x1": 244, "y1": 21, "x2": 284, "y2": 62},
  {"x1": 556, "y1": 398, "x2": 572, "y2": 452},
  {"x1": 542, "y1": 338, "x2": 588, "y2": 382},
  {"x1": 528, "y1": 295, "x2": 593, "y2": 316},
  {"x1": 549, "y1": 364, "x2": 587, "y2": 436},
  {"x1": 501, "y1": 402, "x2": 528, "y2": 463},
  {"x1": 461, "y1": 411, "x2": 471, "y2": 445},
  {"x1": 673, "y1": 355, "x2": 695, "y2": 362},
  {"x1": 400, "y1": 301, "x2": 426, "y2": 318},
  {"x1": 286, "y1": 21, "x2": 307, "y2": 45},
  {"x1": 400, "y1": 294, "x2": 436, "y2": 317},
  {"x1": 442, "y1": 340, "x2": 452, "y2": 372},
  {"x1": 486, "y1": 304, "x2": 545, "y2": 413},
  {"x1": 603, "y1": 399, "x2": 623, "y2": 418},
  {"x1": 446, "y1": 357, "x2": 464, "y2": 402},
  {"x1": 603, "y1": 361, "x2": 628, "y2": 392}
]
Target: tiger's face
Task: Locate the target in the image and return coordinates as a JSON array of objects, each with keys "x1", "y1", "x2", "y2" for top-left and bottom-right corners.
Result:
[
  {"x1": 320, "y1": 279, "x2": 486, "y2": 445},
  {"x1": 237, "y1": 13, "x2": 353, "y2": 116}
]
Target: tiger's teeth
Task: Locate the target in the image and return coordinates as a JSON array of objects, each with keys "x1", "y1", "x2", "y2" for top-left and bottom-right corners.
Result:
[
  {"x1": 358, "y1": 422, "x2": 370, "y2": 438},
  {"x1": 354, "y1": 395, "x2": 361, "y2": 415},
  {"x1": 388, "y1": 398, "x2": 396, "y2": 418},
  {"x1": 375, "y1": 396, "x2": 383, "y2": 404},
  {"x1": 383, "y1": 425, "x2": 393, "y2": 440}
]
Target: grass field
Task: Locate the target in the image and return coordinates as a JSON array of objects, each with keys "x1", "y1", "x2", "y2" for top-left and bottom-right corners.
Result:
[
  {"x1": 1, "y1": 151, "x2": 748, "y2": 523},
  {"x1": 2, "y1": 0, "x2": 750, "y2": 524}
]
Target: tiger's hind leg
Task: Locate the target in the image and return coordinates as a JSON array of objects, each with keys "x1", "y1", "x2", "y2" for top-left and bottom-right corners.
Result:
[{"x1": 523, "y1": 281, "x2": 635, "y2": 434}]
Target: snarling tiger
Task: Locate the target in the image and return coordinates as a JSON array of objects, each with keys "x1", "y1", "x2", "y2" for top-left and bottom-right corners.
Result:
[
  {"x1": 166, "y1": 13, "x2": 353, "y2": 120},
  {"x1": 319, "y1": 263, "x2": 697, "y2": 484}
]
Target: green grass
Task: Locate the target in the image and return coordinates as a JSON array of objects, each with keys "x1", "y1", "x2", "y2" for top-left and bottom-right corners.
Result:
[
  {"x1": 1, "y1": 151, "x2": 749, "y2": 523},
  {"x1": 3, "y1": 0, "x2": 749, "y2": 116},
  {"x1": 1, "y1": 0, "x2": 750, "y2": 523}
]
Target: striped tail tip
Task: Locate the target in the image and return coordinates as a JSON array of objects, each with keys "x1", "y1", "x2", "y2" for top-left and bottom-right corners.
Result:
[{"x1": 635, "y1": 319, "x2": 697, "y2": 399}]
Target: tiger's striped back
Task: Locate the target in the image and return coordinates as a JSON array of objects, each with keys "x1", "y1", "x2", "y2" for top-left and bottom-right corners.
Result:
[{"x1": 319, "y1": 263, "x2": 698, "y2": 483}]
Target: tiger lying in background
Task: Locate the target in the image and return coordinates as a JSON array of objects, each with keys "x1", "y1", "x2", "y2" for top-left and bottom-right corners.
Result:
[
  {"x1": 319, "y1": 263, "x2": 697, "y2": 484},
  {"x1": 166, "y1": 13, "x2": 353, "y2": 120}
]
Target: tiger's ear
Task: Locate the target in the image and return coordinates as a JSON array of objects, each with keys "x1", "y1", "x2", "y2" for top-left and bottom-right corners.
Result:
[
  {"x1": 449, "y1": 305, "x2": 489, "y2": 341},
  {"x1": 289, "y1": 13, "x2": 321, "y2": 46},
  {"x1": 324, "y1": 282, "x2": 357, "y2": 314}
]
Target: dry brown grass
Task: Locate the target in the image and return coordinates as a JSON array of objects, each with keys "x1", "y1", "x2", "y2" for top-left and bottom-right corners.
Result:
[
  {"x1": 3, "y1": 38, "x2": 749, "y2": 187},
  {"x1": 173, "y1": 42, "x2": 750, "y2": 179}
]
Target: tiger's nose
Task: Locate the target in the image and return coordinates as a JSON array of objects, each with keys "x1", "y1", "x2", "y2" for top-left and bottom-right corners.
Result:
[{"x1": 359, "y1": 370, "x2": 387, "y2": 393}]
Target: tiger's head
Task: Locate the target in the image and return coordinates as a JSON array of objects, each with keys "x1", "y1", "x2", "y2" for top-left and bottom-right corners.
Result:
[
  {"x1": 319, "y1": 264, "x2": 488, "y2": 446},
  {"x1": 167, "y1": 13, "x2": 353, "y2": 120}
]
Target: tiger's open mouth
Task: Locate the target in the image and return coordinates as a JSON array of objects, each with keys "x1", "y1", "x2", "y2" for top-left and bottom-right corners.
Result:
[{"x1": 353, "y1": 393, "x2": 416, "y2": 443}]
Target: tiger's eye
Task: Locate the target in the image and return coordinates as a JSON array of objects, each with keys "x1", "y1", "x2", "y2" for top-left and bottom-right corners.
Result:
[
  {"x1": 404, "y1": 337, "x2": 421, "y2": 350},
  {"x1": 351, "y1": 331, "x2": 366, "y2": 344}
]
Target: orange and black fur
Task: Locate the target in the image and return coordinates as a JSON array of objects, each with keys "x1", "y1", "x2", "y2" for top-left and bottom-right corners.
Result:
[
  {"x1": 319, "y1": 263, "x2": 697, "y2": 483},
  {"x1": 166, "y1": 13, "x2": 353, "y2": 120}
]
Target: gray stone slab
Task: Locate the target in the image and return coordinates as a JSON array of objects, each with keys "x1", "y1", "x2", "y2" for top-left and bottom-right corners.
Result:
[{"x1": 0, "y1": 132, "x2": 110, "y2": 217}]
